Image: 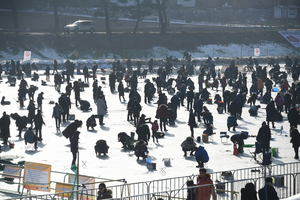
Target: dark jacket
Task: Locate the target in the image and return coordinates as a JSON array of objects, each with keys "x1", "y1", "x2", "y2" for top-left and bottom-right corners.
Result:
[
  {"x1": 34, "y1": 111, "x2": 45, "y2": 128},
  {"x1": 118, "y1": 82, "x2": 125, "y2": 96},
  {"x1": 257, "y1": 125, "x2": 271, "y2": 150},
  {"x1": 290, "y1": 128, "x2": 300, "y2": 148},
  {"x1": 188, "y1": 111, "x2": 196, "y2": 127},
  {"x1": 288, "y1": 107, "x2": 299, "y2": 126},
  {"x1": 0, "y1": 113, "x2": 10, "y2": 141},
  {"x1": 136, "y1": 124, "x2": 151, "y2": 142},
  {"x1": 97, "y1": 188, "x2": 112, "y2": 200},
  {"x1": 241, "y1": 183, "x2": 258, "y2": 200},
  {"x1": 63, "y1": 120, "x2": 82, "y2": 139},
  {"x1": 266, "y1": 101, "x2": 277, "y2": 122},
  {"x1": 258, "y1": 183, "x2": 279, "y2": 200},
  {"x1": 70, "y1": 131, "x2": 80, "y2": 153}
]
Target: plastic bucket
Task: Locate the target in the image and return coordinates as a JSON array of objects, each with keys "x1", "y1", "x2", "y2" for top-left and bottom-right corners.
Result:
[
  {"x1": 272, "y1": 148, "x2": 278, "y2": 158},
  {"x1": 163, "y1": 158, "x2": 171, "y2": 166}
]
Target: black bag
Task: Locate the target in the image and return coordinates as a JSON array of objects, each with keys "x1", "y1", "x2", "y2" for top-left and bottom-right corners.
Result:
[{"x1": 68, "y1": 114, "x2": 75, "y2": 120}]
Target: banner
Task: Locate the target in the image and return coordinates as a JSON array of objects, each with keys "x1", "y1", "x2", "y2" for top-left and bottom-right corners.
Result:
[
  {"x1": 69, "y1": 175, "x2": 95, "y2": 200},
  {"x1": 2, "y1": 165, "x2": 22, "y2": 179},
  {"x1": 55, "y1": 182, "x2": 74, "y2": 198},
  {"x1": 254, "y1": 48, "x2": 260, "y2": 56},
  {"x1": 278, "y1": 31, "x2": 300, "y2": 48},
  {"x1": 23, "y1": 51, "x2": 31, "y2": 61},
  {"x1": 23, "y1": 162, "x2": 51, "y2": 192}
]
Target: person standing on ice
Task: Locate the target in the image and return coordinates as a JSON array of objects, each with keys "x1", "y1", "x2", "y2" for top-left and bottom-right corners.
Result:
[
  {"x1": 96, "y1": 95, "x2": 107, "y2": 126},
  {"x1": 266, "y1": 100, "x2": 276, "y2": 128},
  {"x1": 256, "y1": 121, "x2": 271, "y2": 154},
  {"x1": 188, "y1": 108, "x2": 196, "y2": 138},
  {"x1": 70, "y1": 131, "x2": 80, "y2": 168},
  {"x1": 52, "y1": 102, "x2": 63, "y2": 132},
  {"x1": 290, "y1": 127, "x2": 300, "y2": 159}
]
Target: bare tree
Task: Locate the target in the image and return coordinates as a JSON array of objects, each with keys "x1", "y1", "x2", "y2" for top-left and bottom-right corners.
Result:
[
  {"x1": 11, "y1": 0, "x2": 19, "y2": 34},
  {"x1": 52, "y1": 0, "x2": 59, "y2": 33},
  {"x1": 102, "y1": 0, "x2": 112, "y2": 35},
  {"x1": 156, "y1": 0, "x2": 168, "y2": 36},
  {"x1": 132, "y1": 0, "x2": 141, "y2": 36}
]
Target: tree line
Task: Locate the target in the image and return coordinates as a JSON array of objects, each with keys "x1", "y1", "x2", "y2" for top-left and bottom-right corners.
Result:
[{"x1": 7, "y1": 0, "x2": 169, "y2": 36}]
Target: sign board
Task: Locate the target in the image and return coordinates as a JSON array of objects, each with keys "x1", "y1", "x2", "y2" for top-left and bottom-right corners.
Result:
[
  {"x1": 55, "y1": 182, "x2": 74, "y2": 198},
  {"x1": 278, "y1": 31, "x2": 300, "y2": 48},
  {"x1": 254, "y1": 48, "x2": 260, "y2": 56},
  {"x1": 69, "y1": 174, "x2": 95, "y2": 200},
  {"x1": 23, "y1": 51, "x2": 31, "y2": 61},
  {"x1": 23, "y1": 162, "x2": 51, "y2": 192},
  {"x1": 2, "y1": 165, "x2": 22, "y2": 179}
]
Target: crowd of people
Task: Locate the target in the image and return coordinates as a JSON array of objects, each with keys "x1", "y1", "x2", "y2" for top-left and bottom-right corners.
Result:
[{"x1": 0, "y1": 54, "x2": 299, "y2": 199}]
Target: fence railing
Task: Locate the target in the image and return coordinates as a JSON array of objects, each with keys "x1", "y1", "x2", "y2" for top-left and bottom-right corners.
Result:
[{"x1": 1, "y1": 162, "x2": 300, "y2": 200}]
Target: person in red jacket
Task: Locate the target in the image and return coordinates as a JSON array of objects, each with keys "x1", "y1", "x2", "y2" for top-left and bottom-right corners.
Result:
[
  {"x1": 195, "y1": 168, "x2": 217, "y2": 200},
  {"x1": 156, "y1": 104, "x2": 169, "y2": 132}
]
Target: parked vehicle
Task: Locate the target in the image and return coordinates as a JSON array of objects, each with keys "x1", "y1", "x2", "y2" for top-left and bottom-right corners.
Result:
[{"x1": 64, "y1": 20, "x2": 95, "y2": 34}]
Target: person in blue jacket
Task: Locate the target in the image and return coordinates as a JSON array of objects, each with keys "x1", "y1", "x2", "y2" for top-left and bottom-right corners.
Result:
[{"x1": 194, "y1": 145, "x2": 209, "y2": 168}]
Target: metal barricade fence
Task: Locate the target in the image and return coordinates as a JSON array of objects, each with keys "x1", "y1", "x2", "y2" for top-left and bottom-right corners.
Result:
[{"x1": 3, "y1": 162, "x2": 300, "y2": 199}]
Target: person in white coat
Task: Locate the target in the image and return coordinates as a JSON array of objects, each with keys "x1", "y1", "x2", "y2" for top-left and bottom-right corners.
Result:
[{"x1": 96, "y1": 95, "x2": 107, "y2": 126}]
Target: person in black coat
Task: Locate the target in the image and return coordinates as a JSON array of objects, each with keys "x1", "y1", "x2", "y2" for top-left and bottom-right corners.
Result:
[
  {"x1": 63, "y1": 120, "x2": 82, "y2": 142},
  {"x1": 136, "y1": 124, "x2": 150, "y2": 144},
  {"x1": 36, "y1": 92, "x2": 44, "y2": 113},
  {"x1": 118, "y1": 81, "x2": 125, "y2": 102},
  {"x1": 27, "y1": 100, "x2": 36, "y2": 127},
  {"x1": 188, "y1": 108, "x2": 196, "y2": 138},
  {"x1": 186, "y1": 180, "x2": 196, "y2": 200},
  {"x1": 284, "y1": 92, "x2": 292, "y2": 113},
  {"x1": 288, "y1": 107, "x2": 299, "y2": 129},
  {"x1": 34, "y1": 110, "x2": 45, "y2": 140},
  {"x1": 266, "y1": 100, "x2": 276, "y2": 128},
  {"x1": 230, "y1": 132, "x2": 248, "y2": 153},
  {"x1": 171, "y1": 93, "x2": 180, "y2": 110},
  {"x1": 229, "y1": 98, "x2": 238, "y2": 119},
  {"x1": 258, "y1": 177, "x2": 279, "y2": 200},
  {"x1": 86, "y1": 115, "x2": 97, "y2": 130},
  {"x1": 256, "y1": 121, "x2": 271, "y2": 153},
  {"x1": 73, "y1": 81, "x2": 80, "y2": 107},
  {"x1": 70, "y1": 131, "x2": 80, "y2": 167},
  {"x1": 0, "y1": 112, "x2": 10, "y2": 145},
  {"x1": 223, "y1": 90, "x2": 231, "y2": 113},
  {"x1": 132, "y1": 98, "x2": 142, "y2": 127},
  {"x1": 194, "y1": 98, "x2": 203, "y2": 122},
  {"x1": 290, "y1": 128, "x2": 300, "y2": 159},
  {"x1": 59, "y1": 93, "x2": 71, "y2": 122},
  {"x1": 144, "y1": 80, "x2": 152, "y2": 104},
  {"x1": 79, "y1": 100, "x2": 92, "y2": 111},
  {"x1": 11, "y1": 113, "x2": 27, "y2": 137},
  {"x1": 241, "y1": 182, "x2": 258, "y2": 200},
  {"x1": 201, "y1": 88, "x2": 210, "y2": 102},
  {"x1": 186, "y1": 88, "x2": 194, "y2": 111}
]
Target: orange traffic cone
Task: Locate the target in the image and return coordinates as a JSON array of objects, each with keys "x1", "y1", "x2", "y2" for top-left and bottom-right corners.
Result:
[{"x1": 233, "y1": 141, "x2": 238, "y2": 155}]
